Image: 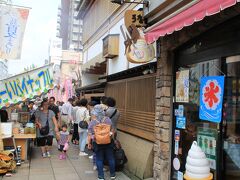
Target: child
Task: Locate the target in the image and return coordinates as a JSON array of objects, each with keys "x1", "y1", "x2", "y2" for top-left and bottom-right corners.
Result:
[{"x1": 58, "y1": 124, "x2": 70, "y2": 160}]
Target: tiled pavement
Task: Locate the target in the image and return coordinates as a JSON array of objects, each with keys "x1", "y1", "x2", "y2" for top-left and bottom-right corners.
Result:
[{"x1": 1, "y1": 142, "x2": 131, "y2": 180}]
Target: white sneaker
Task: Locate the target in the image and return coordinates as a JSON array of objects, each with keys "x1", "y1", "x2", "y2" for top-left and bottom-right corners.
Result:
[
  {"x1": 42, "y1": 153, "x2": 47, "y2": 158},
  {"x1": 110, "y1": 176, "x2": 116, "y2": 180},
  {"x1": 46, "y1": 151, "x2": 51, "y2": 158},
  {"x1": 93, "y1": 165, "x2": 97, "y2": 171},
  {"x1": 79, "y1": 152, "x2": 88, "y2": 156},
  {"x1": 89, "y1": 155, "x2": 93, "y2": 159},
  {"x1": 103, "y1": 167, "x2": 108, "y2": 172}
]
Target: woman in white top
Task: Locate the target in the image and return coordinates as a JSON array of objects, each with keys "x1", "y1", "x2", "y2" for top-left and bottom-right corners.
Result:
[{"x1": 76, "y1": 99, "x2": 90, "y2": 156}]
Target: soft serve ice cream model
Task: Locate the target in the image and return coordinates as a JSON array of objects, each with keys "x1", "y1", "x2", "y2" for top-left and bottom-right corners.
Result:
[{"x1": 184, "y1": 141, "x2": 213, "y2": 180}]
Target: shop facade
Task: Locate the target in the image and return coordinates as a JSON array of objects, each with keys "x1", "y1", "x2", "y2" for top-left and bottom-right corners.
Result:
[
  {"x1": 77, "y1": 1, "x2": 156, "y2": 178},
  {"x1": 144, "y1": 2, "x2": 240, "y2": 180}
]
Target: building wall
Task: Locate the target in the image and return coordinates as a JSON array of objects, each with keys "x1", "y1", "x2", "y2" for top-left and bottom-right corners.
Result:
[
  {"x1": 153, "y1": 5, "x2": 240, "y2": 180},
  {"x1": 0, "y1": 60, "x2": 8, "y2": 80},
  {"x1": 60, "y1": 0, "x2": 70, "y2": 50},
  {"x1": 58, "y1": 0, "x2": 82, "y2": 51},
  {"x1": 81, "y1": 73, "x2": 99, "y2": 87},
  {"x1": 82, "y1": 0, "x2": 120, "y2": 44},
  {"x1": 117, "y1": 131, "x2": 153, "y2": 179},
  {"x1": 68, "y1": 0, "x2": 83, "y2": 51}
]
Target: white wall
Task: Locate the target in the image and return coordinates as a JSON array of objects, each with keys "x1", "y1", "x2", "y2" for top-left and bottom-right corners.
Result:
[
  {"x1": 83, "y1": 32, "x2": 108, "y2": 64},
  {"x1": 108, "y1": 18, "x2": 128, "y2": 75},
  {"x1": 81, "y1": 73, "x2": 99, "y2": 87}
]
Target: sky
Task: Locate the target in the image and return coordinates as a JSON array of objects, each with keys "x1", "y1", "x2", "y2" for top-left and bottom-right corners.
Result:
[{"x1": 8, "y1": 0, "x2": 60, "y2": 75}]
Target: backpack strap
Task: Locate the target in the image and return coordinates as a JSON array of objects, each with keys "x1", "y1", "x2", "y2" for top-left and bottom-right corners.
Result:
[{"x1": 110, "y1": 109, "x2": 117, "y2": 119}]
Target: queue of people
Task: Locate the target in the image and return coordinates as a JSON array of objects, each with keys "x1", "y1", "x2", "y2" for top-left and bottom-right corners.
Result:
[{"x1": 33, "y1": 96, "x2": 122, "y2": 180}]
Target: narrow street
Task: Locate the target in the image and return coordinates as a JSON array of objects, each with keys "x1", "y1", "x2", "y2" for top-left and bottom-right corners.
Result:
[{"x1": 1, "y1": 142, "x2": 130, "y2": 180}]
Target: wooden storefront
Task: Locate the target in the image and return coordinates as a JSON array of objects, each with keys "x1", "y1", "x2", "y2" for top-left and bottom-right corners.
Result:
[{"x1": 106, "y1": 74, "x2": 156, "y2": 142}]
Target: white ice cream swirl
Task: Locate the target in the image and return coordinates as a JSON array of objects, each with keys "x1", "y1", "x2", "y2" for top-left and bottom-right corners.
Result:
[{"x1": 185, "y1": 141, "x2": 210, "y2": 179}]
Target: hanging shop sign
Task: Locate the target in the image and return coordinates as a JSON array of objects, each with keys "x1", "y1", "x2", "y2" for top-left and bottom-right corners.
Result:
[
  {"x1": 121, "y1": 10, "x2": 155, "y2": 64},
  {"x1": 197, "y1": 127, "x2": 217, "y2": 170},
  {"x1": 124, "y1": 10, "x2": 145, "y2": 29},
  {"x1": 0, "y1": 65, "x2": 54, "y2": 109},
  {"x1": 0, "y1": 5, "x2": 29, "y2": 59},
  {"x1": 199, "y1": 76, "x2": 225, "y2": 123},
  {"x1": 176, "y1": 70, "x2": 189, "y2": 102}
]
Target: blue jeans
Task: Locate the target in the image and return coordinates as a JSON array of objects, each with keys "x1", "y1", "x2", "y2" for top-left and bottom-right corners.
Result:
[
  {"x1": 79, "y1": 129, "x2": 88, "y2": 152},
  {"x1": 95, "y1": 143, "x2": 115, "y2": 179}
]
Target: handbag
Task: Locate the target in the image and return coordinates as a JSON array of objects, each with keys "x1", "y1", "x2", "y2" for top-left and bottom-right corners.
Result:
[
  {"x1": 79, "y1": 110, "x2": 88, "y2": 129},
  {"x1": 63, "y1": 142, "x2": 69, "y2": 151},
  {"x1": 40, "y1": 111, "x2": 49, "y2": 136}
]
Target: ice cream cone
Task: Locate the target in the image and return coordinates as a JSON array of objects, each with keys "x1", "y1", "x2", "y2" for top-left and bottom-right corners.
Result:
[{"x1": 184, "y1": 173, "x2": 213, "y2": 180}]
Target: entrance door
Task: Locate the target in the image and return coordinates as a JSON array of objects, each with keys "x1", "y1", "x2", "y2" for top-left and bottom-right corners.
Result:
[{"x1": 222, "y1": 56, "x2": 240, "y2": 180}]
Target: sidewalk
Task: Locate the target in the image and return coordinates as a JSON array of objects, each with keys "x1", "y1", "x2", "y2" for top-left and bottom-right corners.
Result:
[{"x1": 1, "y1": 142, "x2": 131, "y2": 180}]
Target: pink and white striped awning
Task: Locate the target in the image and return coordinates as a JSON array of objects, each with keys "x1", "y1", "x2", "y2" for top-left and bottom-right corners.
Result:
[{"x1": 145, "y1": 0, "x2": 240, "y2": 44}]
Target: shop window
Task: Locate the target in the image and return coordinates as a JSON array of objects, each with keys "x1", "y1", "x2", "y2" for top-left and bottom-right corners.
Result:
[
  {"x1": 173, "y1": 56, "x2": 240, "y2": 180},
  {"x1": 223, "y1": 57, "x2": 240, "y2": 180},
  {"x1": 172, "y1": 59, "x2": 221, "y2": 180}
]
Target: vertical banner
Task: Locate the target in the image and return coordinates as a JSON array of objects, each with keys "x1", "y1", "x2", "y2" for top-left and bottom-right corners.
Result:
[
  {"x1": 0, "y1": 5, "x2": 29, "y2": 59},
  {"x1": 64, "y1": 78, "x2": 73, "y2": 100},
  {"x1": 0, "y1": 65, "x2": 54, "y2": 109},
  {"x1": 199, "y1": 76, "x2": 225, "y2": 123},
  {"x1": 176, "y1": 70, "x2": 189, "y2": 102}
]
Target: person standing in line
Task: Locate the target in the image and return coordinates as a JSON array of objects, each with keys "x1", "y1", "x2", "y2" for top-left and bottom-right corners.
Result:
[
  {"x1": 88, "y1": 101, "x2": 98, "y2": 112},
  {"x1": 105, "y1": 97, "x2": 120, "y2": 133},
  {"x1": 60, "y1": 98, "x2": 73, "y2": 131},
  {"x1": 71, "y1": 101, "x2": 80, "y2": 145},
  {"x1": 87, "y1": 101, "x2": 98, "y2": 169},
  {"x1": 35, "y1": 99, "x2": 59, "y2": 158},
  {"x1": 58, "y1": 102, "x2": 64, "y2": 113},
  {"x1": 49, "y1": 97, "x2": 60, "y2": 122},
  {"x1": 100, "y1": 96, "x2": 108, "y2": 111},
  {"x1": 88, "y1": 105, "x2": 116, "y2": 180},
  {"x1": 76, "y1": 99, "x2": 90, "y2": 156},
  {"x1": 28, "y1": 101, "x2": 36, "y2": 123}
]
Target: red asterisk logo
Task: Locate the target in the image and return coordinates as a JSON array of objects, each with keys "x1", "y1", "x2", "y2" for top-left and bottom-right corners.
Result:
[{"x1": 203, "y1": 80, "x2": 221, "y2": 110}]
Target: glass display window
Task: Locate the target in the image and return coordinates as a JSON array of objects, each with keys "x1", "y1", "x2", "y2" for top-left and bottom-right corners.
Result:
[{"x1": 171, "y1": 59, "x2": 221, "y2": 180}]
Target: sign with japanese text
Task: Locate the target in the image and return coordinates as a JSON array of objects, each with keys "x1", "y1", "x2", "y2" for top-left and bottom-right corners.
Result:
[
  {"x1": 0, "y1": 5, "x2": 29, "y2": 59},
  {"x1": 64, "y1": 78, "x2": 73, "y2": 102},
  {"x1": 199, "y1": 76, "x2": 225, "y2": 123},
  {"x1": 124, "y1": 10, "x2": 145, "y2": 29},
  {"x1": 0, "y1": 65, "x2": 54, "y2": 109},
  {"x1": 176, "y1": 70, "x2": 189, "y2": 102}
]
